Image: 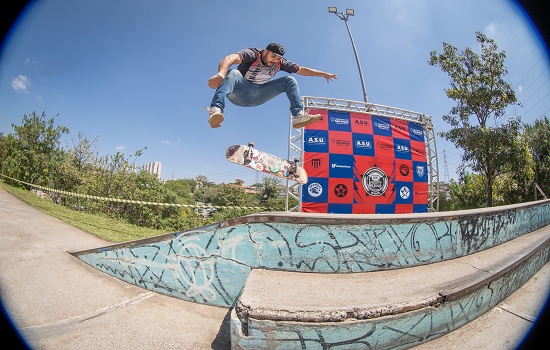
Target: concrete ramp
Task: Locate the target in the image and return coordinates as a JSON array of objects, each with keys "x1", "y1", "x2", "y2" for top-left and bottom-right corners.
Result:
[
  {"x1": 73, "y1": 200, "x2": 550, "y2": 308},
  {"x1": 231, "y1": 226, "x2": 550, "y2": 349},
  {"x1": 72, "y1": 200, "x2": 550, "y2": 348}
]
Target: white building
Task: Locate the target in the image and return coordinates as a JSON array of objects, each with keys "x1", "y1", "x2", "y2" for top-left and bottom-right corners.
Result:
[{"x1": 143, "y1": 161, "x2": 162, "y2": 179}]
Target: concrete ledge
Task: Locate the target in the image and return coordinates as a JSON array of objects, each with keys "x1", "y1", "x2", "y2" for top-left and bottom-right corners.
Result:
[
  {"x1": 231, "y1": 226, "x2": 550, "y2": 349},
  {"x1": 73, "y1": 199, "x2": 550, "y2": 308}
]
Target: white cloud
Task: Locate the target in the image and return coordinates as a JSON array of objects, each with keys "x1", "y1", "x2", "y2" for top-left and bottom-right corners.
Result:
[
  {"x1": 162, "y1": 140, "x2": 172, "y2": 145},
  {"x1": 116, "y1": 145, "x2": 126, "y2": 151},
  {"x1": 485, "y1": 22, "x2": 497, "y2": 37},
  {"x1": 10, "y1": 75, "x2": 30, "y2": 93}
]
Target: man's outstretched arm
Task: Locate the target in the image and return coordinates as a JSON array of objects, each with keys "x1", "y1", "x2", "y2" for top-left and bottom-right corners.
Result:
[
  {"x1": 207, "y1": 53, "x2": 242, "y2": 89},
  {"x1": 296, "y1": 67, "x2": 338, "y2": 83}
]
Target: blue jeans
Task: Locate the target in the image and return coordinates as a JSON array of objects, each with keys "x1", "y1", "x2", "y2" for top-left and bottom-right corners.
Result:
[{"x1": 210, "y1": 69, "x2": 303, "y2": 116}]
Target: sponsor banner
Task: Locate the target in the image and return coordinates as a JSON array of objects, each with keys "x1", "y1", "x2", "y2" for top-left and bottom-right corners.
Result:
[
  {"x1": 372, "y1": 115, "x2": 392, "y2": 137},
  {"x1": 328, "y1": 110, "x2": 352, "y2": 132},
  {"x1": 304, "y1": 152, "x2": 329, "y2": 178},
  {"x1": 351, "y1": 203, "x2": 376, "y2": 214},
  {"x1": 414, "y1": 204, "x2": 429, "y2": 213},
  {"x1": 329, "y1": 154, "x2": 354, "y2": 179},
  {"x1": 393, "y1": 138, "x2": 412, "y2": 160},
  {"x1": 328, "y1": 178, "x2": 354, "y2": 204},
  {"x1": 411, "y1": 140, "x2": 427, "y2": 161},
  {"x1": 350, "y1": 112, "x2": 373, "y2": 134},
  {"x1": 413, "y1": 181, "x2": 429, "y2": 204},
  {"x1": 391, "y1": 118, "x2": 410, "y2": 139},
  {"x1": 413, "y1": 160, "x2": 429, "y2": 182},
  {"x1": 329, "y1": 130, "x2": 353, "y2": 155},
  {"x1": 409, "y1": 122, "x2": 425, "y2": 142},
  {"x1": 373, "y1": 135, "x2": 395, "y2": 158},
  {"x1": 327, "y1": 203, "x2": 353, "y2": 214},
  {"x1": 353, "y1": 157, "x2": 396, "y2": 205},
  {"x1": 304, "y1": 129, "x2": 329, "y2": 153},
  {"x1": 302, "y1": 177, "x2": 328, "y2": 203},
  {"x1": 302, "y1": 202, "x2": 328, "y2": 213},
  {"x1": 395, "y1": 160, "x2": 413, "y2": 182},
  {"x1": 395, "y1": 204, "x2": 414, "y2": 214},
  {"x1": 306, "y1": 109, "x2": 329, "y2": 130},
  {"x1": 302, "y1": 110, "x2": 429, "y2": 214},
  {"x1": 352, "y1": 133, "x2": 375, "y2": 157},
  {"x1": 394, "y1": 181, "x2": 414, "y2": 204}
]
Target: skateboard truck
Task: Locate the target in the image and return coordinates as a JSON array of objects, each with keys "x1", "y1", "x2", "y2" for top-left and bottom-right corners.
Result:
[
  {"x1": 243, "y1": 141, "x2": 254, "y2": 165},
  {"x1": 289, "y1": 157, "x2": 300, "y2": 175}
]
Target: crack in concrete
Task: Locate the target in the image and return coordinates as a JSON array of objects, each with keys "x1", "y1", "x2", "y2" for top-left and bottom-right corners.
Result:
[{"x1": 20, "y1": 292, "x2": 155, "y2": 341}]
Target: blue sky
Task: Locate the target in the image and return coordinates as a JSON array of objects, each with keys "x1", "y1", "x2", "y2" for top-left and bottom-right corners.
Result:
[{"x1": 1, "y1": 0, "x2": 549, "y2": 186}]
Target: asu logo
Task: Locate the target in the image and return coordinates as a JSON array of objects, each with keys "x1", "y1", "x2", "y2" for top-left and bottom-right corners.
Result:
[
  {"x1": 396, "y1": 144, "x2": 410, "y2": 153},
  {"x1": 355, "y1": 140, "x2": 372, "y2": 149},
  {"x1": 307, "y1": 136, "x2": 326, "y2": 145},
  {"x1": 393, "y1": 124, "x2": 407, "y2": 131},
  {"x1": 354, "y1": 120, "x2": 369, "y2": 126}
]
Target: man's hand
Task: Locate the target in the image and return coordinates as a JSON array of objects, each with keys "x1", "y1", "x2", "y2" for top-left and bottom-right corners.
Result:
[
  {"x1": 208, "y1": 74, "x2": 223, "y2": 89},
  {"x1": 323, "y1": 73, "x2": 338, "y2": 83},
  {"x1": 297, "y1": 67, "x2": 338, "y2": 83}
]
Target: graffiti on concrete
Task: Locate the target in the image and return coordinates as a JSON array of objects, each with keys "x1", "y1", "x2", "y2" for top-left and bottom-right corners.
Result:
[
  {"x1": 76, "y1": 201, "x2": 550, "y2": 307},
  {"x1": 232, "y1": 246, "x2": 550, "y2": 349}
]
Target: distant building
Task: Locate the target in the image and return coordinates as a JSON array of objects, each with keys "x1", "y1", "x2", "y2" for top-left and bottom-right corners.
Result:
[{"x1": 143, "y1": 161, "x2": 162, "y2": 179}]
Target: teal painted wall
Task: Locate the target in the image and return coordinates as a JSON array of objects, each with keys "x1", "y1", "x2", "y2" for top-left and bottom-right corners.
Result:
[{"x1": 76, "y1": 201, "x2": 550, "y2": 307}]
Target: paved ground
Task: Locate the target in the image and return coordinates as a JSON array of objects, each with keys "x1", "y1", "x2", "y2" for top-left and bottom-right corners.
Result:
[
  {"x1": 1, "y1": 187, "x2": 549, "y2": 349},
  {"x1": 0, "y1": 188, "x2": 231, "y2": 349}
]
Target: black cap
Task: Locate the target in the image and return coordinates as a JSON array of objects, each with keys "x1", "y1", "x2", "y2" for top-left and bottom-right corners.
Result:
[{"x1": 266, "y1": 43, "x2": 285, "y2": 57}]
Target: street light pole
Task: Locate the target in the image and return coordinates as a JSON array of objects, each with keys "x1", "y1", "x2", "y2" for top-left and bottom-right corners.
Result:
[{"x1": 328, "y1": 7, "x2": 368, "y2": 104}]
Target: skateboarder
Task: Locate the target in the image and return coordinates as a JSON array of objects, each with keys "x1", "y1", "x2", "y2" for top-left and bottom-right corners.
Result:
[{"x1": 207, "y1": 43, "x2": 337, "y2": 129}]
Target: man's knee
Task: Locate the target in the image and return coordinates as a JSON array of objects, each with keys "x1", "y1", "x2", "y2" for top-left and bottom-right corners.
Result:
[
  {"x1": 226, "y1": 69, "x2": 242, "y2": 79},
  {"x1": 283, "y1": 76, "x2": 298, "y2": 86}
]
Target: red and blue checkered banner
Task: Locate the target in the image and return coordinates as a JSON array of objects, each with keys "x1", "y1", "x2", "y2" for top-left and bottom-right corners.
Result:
[{"x1": 302, "y1": 109, "x2": 429, "y2": 214}]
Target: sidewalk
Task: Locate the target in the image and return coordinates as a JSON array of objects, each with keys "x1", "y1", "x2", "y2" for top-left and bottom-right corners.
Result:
[
  {"x1": 0, "y1": 188, "x2": 231, "y2": 349},
  {"x1": 1, "y1": 187, "x2": 549, "y2": 349}
]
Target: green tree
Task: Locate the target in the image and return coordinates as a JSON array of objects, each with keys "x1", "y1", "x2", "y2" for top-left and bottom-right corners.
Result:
[
  {"x1": 122, "y1": 171, "x2": 187, "y2": 230},
  {"x1": 0, "y1": 132, "x2": 7, "y2": 171},
  {"x1": 429, "y1": 32, "x2": 521, "y2": 207},
  {"x1": 164, "y1": 178, "x2": 194, "y2": 204},
  {"x1": 447, "y1": 173, "x2": 487, "y2": 210},
  {"x1": 207, "y1": 183, "x2": 252, "y2": 207},
  {"x1": 51, "y1": 133, "x2": 99, "y2": 206},
  {"x1": 257, "y1": 177, "x2": 290, "y2": 210},
  {"x1": 524, "y1": 116, "x2": 550, "y2": 197},
  {"x1": 1, "y1": 111, "x2": 68, "y2": 186}
]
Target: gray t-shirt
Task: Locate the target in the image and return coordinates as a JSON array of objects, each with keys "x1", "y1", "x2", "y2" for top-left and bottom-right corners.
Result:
[{"x1": 236, "y1": 48, "x2": 299, "y2": 84}]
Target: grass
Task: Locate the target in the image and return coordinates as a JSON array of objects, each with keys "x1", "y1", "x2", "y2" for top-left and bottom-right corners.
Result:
[{"x1": 0, "y1": 180, "x2": 168, "y2": 243}]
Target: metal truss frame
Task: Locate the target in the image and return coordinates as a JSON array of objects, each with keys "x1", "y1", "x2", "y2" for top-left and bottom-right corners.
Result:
[{"x1": 285, "y1": 96, "x2": 440, "y2": 212}]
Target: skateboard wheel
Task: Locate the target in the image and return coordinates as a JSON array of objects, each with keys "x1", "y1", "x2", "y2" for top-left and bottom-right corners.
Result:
[{"x1": 248, "y1": 141, "x2": 255, "y2": 147}]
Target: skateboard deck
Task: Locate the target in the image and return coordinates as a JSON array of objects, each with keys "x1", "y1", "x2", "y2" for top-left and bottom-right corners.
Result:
[{"x1": 226, "y1": 142, "x2": 308, "y2": 184}]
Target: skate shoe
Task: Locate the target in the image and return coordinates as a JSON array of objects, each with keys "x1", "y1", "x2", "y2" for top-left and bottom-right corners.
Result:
[
  {"x1": 207, "y1": 106, "x2": 224, "y2": 128},
  {"x1": 292, "y1": 110, "x2": 322, "y2": 129}
]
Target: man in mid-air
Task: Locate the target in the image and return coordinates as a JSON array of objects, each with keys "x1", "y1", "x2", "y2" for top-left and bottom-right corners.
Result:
[{"x1": 207, "y1": 42, "x2": 337, "y2": 129}]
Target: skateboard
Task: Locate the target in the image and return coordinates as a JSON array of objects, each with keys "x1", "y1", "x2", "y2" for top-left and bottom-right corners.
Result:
[{"x1": 225, "y1": 142, "x2": 308, "y2": 184}]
